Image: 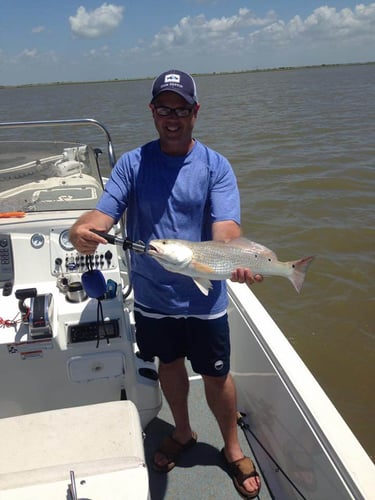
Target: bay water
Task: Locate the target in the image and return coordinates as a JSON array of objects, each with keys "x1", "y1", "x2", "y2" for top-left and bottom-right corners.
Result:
[{"x1": 1, "y1": 63, "x2": 374, "y2": 459}]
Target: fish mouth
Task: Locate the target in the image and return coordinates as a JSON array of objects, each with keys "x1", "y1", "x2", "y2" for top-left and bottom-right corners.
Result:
[{"x1": 147, "y1": 243, "x2": 159, "y2": 255}]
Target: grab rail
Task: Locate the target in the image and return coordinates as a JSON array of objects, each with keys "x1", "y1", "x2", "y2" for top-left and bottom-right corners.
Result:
[
  {"x1": 0, "y1": 118, "x2": 133, "y2": 299},
  {"x1": 0, "y1": 118, "x2": 117, "y2": 169}
]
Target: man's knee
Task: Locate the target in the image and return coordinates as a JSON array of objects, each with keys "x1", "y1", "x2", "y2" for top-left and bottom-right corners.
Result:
[
  {"x1": 202, "y1": 372, "x2": 230, "y2": 388},
  {"x1": 159, "y1": 356, "x2": 186, "y2": 372}
]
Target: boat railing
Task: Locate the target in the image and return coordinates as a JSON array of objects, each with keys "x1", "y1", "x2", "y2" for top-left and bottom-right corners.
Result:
[
  {"x1": 0, "y1": 118, "x2": 133, "y2": 299},
  {"x1": 0, "y1": 119, "x2": 117, "y2": 169}
]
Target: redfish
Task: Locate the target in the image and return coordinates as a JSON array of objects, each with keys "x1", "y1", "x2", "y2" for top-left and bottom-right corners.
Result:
[{"x1": 147, "y1": 238, "x2": 314, "y2": 295}]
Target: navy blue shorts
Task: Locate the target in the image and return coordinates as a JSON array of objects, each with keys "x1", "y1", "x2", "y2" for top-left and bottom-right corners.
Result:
[{"x1": 134, "y1": 312, "x2": 230, "y2": 377}]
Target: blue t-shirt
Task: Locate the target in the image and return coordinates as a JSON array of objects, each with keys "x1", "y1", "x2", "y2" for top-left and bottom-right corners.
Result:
[{"x1": 96, "y1": 139, "x2": 240, "y2": 316}]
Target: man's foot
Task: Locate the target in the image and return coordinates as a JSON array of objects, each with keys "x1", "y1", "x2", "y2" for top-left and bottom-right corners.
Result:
[
  {"x1": 221, "y1": 449, "x2": 261, "y2": 499},
  {"x1": 153, "y1": 432, "x2": 198, "y2": 473}
]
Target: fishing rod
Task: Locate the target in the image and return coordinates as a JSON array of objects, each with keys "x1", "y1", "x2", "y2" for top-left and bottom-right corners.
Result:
[
  {"x1": 90, "y1": 229, "x2": 147, "y2": 253},
  {"x1": 236, "y1": 412, "x2": 308, "y2": 500}
]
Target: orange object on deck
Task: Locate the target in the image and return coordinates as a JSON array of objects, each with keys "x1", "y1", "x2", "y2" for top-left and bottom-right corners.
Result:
[{"x1": 0, "y1": 211, "x2": 26, "y2": 218}]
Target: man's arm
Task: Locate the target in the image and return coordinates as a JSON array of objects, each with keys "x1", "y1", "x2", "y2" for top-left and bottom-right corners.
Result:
[
  {"x1": 212, "y1": 220, "x2": 263, "y2": 286},
  {"x1": 69, "y1": 209, "x2": 115, "y2": 254},
  {"x1": 212, "y1": 220, "x2": 242, "y2": 242}
]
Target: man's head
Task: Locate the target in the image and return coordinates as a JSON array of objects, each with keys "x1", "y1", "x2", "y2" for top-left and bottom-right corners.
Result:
[
  {"x1": 149, "y1": 70, "x2": 200, "y2": 155},
  {"x1": 150, "y1": 70, "x2": 198, "y2": 105}
]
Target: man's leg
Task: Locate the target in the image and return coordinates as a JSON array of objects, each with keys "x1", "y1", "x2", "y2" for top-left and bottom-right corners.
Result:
[
  {"x1": 203, "y1": 372, "x2": 261, "y2": 495},
  {"x1": 154, "y1": 358, "x2": 195, "y2": 468}
]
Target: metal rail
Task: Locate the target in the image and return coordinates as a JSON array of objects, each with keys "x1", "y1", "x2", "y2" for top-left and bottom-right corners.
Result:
[
  {"x1": 0, "y1": 118, "x2": 117, "y2": 169},
  {"x1": 0, "y1": 118, "x2": 134, "y2": 298}
]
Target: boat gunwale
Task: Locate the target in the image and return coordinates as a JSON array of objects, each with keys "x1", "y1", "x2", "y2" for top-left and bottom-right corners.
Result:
[{"x1": 227, "y1": 280, "x2": 374, "y2": 499}]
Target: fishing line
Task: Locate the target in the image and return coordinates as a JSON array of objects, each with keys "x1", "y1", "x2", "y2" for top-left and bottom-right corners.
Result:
[
  {"x1": 96, "y1": 298, "x2": 109, "y2": 348},
  {"x1": 81, "y1": 255, "x2": 109, "y2": 348},
  {"x1": 237, "y1": 412, "x2": 308, "y2": 500}
]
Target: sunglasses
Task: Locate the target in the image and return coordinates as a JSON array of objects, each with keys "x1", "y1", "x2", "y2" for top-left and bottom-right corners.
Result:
[{"x1": 153, "y1": 105, "x2": 194, "y2": 118}]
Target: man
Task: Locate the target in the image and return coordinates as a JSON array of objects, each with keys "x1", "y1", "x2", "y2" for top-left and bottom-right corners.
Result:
[{"x1": 69, "y1": 69, "x2": 261, "y2": 498}]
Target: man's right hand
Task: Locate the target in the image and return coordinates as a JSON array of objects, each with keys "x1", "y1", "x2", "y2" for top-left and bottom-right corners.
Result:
[{"x1": 69, "y1": 209, "x2": 114, "y2": 254}]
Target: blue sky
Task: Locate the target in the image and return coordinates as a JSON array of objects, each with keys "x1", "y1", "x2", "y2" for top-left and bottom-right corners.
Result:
[{"x1": 1, "y1": 1, "x2": 374, "y2": 85}]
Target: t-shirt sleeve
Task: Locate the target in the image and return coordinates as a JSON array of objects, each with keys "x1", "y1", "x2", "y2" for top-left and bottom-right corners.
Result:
[
  {"x1": 208, "y1": 154, "x2": 241, "y2": 225},
  {"x1": 96, "y1": 153, "x2": 132, "y2": 223}
]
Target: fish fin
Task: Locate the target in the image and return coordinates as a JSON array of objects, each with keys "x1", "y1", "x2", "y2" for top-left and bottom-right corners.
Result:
[
  {"x1": 227, "y1": 238, "x2": 276, "y2": 257},
  {"x1": 192, "y1": 278, "x2": 213, "y2": 296},
  {"x1": 289, "y1": 256, "x2": 315, "y2": 293},
  {"x1": 191, "y1": 261, "x2": 216, "y2": 274},
  {"x1": 225, "y1": 237, "x2": 254, "y2": 247}
]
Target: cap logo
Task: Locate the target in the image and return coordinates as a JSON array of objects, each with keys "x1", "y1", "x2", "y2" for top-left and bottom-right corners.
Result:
[
  {"x1": 151, "y1": 70, "x2": 197, "y2": 104},
  {"x1": 165, "y1": 73, "x2": 180, "y2": 83}
]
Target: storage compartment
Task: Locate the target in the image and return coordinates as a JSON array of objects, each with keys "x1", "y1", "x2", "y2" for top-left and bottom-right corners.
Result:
[
  {"x1": 0, "y1": 401, "x2": 149, "y2": 499},
  {"x1": 67, "y1": 351, "x2": 125, "y2": 382}
]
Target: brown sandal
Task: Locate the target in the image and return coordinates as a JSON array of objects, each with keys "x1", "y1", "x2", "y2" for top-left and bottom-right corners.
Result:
[
  {"x1": 153, "y1": 432, "x2": 198, "y2": 473},
  {"x1": 221, "y1": 449, "x2": 261, "y2": 499}
]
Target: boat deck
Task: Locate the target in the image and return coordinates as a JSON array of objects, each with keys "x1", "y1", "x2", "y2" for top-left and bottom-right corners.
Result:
[{"x1": 144, "y1": 365, "x2": 270, "y2": 500}]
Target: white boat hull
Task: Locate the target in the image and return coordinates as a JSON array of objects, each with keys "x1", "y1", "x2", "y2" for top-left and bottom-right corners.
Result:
[
  {"x1": 1, "y1": 119, "x2": 373, "y2": 500},
  {"x1": 228, "y1": 281, "x2": 374, "y2": 499}
]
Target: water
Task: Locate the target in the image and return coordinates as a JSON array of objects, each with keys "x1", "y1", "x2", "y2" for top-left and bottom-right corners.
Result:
[{"x1": 1, "y1": 64, "x2": 374, "y2": 459}]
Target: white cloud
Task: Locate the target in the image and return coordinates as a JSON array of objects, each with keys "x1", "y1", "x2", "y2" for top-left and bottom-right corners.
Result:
[
  {"x1": 32, "y1": 26, "x2": 45, "y2": 34},
  {"x1": 131, "y1": 4, "x2": 375, "y2": 59},
  {"x1": 84, "y1": 45, "x2": 111, "y2": 59},
  {"x1": 69, "y1": 3, "x2": 124, "y2": 38},
  {"x1": 10, "y1": 49, "x2": 58, "y2": 65},
  {"x1": 249, "y1": 4, "x2": 375, "y2": 47},
  {"x1": 17, "y1": 49, "x2": 38, "y2": 59},
  {"x1": 149, "y1": 8, "x2": 276, "y2": 56}
]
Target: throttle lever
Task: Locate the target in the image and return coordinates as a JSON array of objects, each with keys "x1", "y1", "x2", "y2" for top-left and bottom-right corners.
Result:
[{"x1": 90, "y1": 229, "x2": 146, "y2": 253}]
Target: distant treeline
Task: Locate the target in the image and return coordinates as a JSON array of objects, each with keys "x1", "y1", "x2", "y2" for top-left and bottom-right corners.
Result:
[{"x1": 2, "y1": 61, "x2": 374, "y2": 89}]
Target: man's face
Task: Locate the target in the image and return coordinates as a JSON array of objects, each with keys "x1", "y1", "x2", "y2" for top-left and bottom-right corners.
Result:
[{"x1": 150, "y1": 91, "x2": 200, "y2": 155}]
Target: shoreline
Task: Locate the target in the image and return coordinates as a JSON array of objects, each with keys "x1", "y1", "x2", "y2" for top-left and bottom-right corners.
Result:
[{"x1": 1, "y1": 61, "x2": 374, "y2": 89}]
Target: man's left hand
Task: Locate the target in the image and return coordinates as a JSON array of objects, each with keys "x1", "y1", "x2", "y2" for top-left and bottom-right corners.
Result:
[{"x1": 230, "y1": 268, "x2": 263, "y2": 286}]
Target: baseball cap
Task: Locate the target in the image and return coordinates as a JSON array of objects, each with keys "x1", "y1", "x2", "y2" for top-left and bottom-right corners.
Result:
[{"x1": 151, "y1": 70, "x2": 198, "y2": 104}]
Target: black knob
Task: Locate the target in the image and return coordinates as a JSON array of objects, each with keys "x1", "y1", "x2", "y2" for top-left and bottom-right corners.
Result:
[{"x1": 104, "y1": 250, "x2": 112, "y2": 263}]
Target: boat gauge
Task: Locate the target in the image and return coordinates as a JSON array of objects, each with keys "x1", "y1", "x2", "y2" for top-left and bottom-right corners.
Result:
[
  {"x1": 59, "y1": 229, "x2": 74, "y2": 251},
  {"x1": 30, "y1": 233, "x2": 45, "y2": 249}
]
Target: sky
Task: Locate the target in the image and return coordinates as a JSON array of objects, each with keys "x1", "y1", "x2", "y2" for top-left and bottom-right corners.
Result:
[{"x1": 1, "y1": 1, "x2": 374, "y2": 86}]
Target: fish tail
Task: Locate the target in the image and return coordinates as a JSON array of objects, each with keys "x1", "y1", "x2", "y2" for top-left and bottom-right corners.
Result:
[{"x1": 289, "y1": 256, "x2": 315, "y2": 293}]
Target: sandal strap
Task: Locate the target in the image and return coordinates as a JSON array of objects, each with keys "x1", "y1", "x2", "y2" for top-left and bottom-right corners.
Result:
[
  {"x1": 157, "y1": 436, "x2": 186, "y2": 459},
  {"x1": 157, "y1": 432, "x2": 198, "y2": 460},
  {"x1": 228, "y1": 456, "x2": 259, "y2": 483}
]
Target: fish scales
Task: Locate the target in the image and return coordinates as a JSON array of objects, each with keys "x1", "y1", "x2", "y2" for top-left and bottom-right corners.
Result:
[
  {"x1": 147, "y1": 238, "x2": 314, "y2": 295},
  {"x1": 183, "y1": 240, "x2": 277, "y2": 277}
]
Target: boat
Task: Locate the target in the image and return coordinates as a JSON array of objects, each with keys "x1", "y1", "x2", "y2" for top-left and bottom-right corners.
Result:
[{"x1": 0, "y1": 119, "x2": 373, "y2": 499}]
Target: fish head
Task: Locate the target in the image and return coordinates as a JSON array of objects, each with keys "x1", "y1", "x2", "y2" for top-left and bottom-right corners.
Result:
[{"x1": 147, "y1": 239, "x2": 193, "y2": 270}]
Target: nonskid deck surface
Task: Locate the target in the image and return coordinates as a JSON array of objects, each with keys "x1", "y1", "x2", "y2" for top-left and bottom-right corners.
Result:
[{"x1": 144, "y1": 364, "x2": 270, "y2": 500}]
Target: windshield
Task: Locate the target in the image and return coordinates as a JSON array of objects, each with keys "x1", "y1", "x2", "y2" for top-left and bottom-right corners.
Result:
[{"x1": 0, "y1": 140, "x2": 104, "y2": 213}]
